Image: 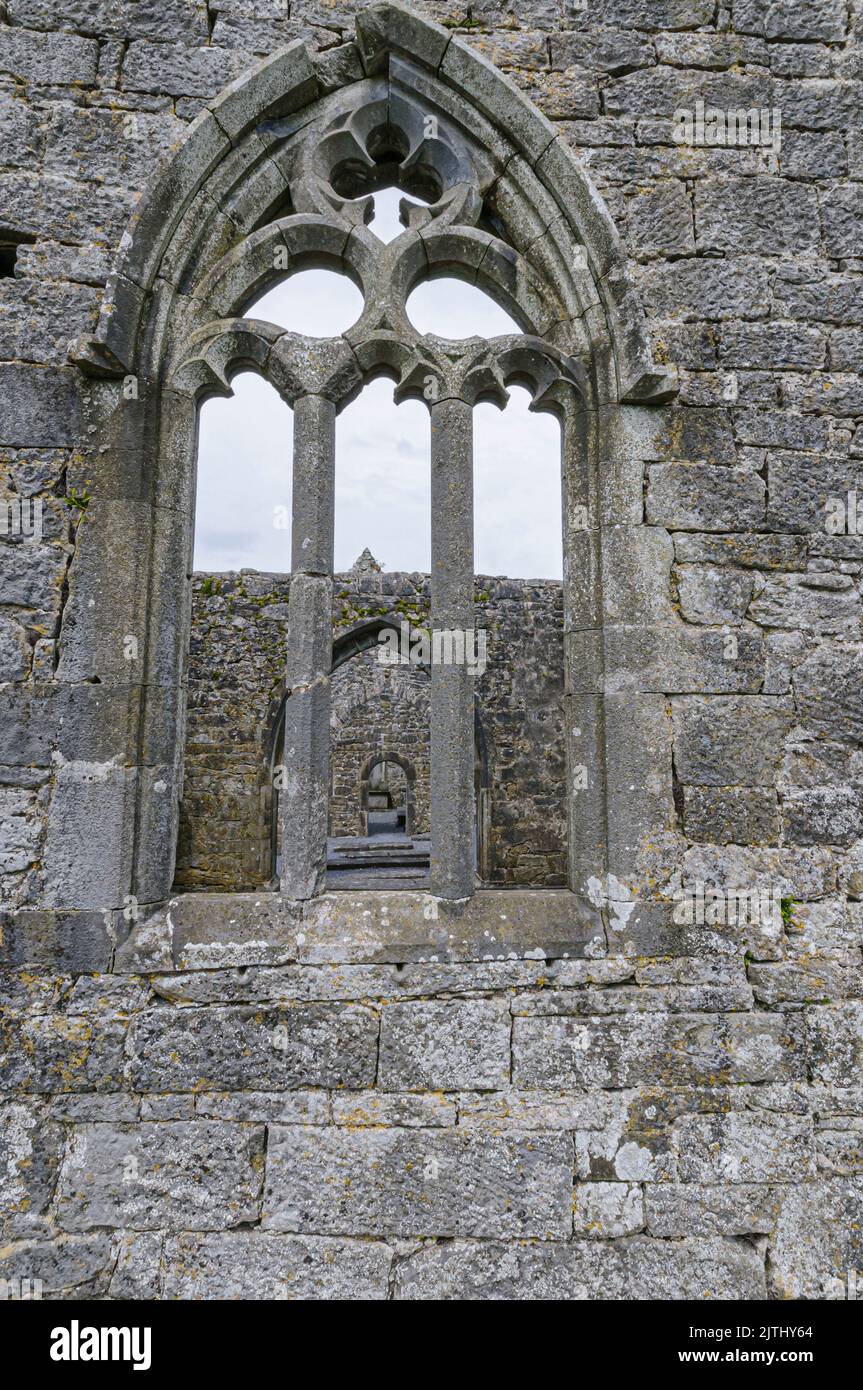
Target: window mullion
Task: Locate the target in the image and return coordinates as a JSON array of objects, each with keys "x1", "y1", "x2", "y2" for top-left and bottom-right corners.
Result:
[
  {"x1": 429, "y1": 395, "x2": 475, "y2": 899},
  {"x1": 280, "y1": 392, "x2": 335, "y2": 900}
]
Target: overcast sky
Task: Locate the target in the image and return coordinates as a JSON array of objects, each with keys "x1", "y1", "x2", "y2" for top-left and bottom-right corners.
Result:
[{"x1": 194, "y1": 190, "x2": 563, "y2": 580}]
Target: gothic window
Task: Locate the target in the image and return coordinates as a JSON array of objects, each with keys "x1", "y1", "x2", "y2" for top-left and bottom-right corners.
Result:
[{"x1": 59, "y1": 5, "x2": 673, "y2": 928}]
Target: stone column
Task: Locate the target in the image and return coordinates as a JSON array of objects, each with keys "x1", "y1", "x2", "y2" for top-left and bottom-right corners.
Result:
[
  {"x1": 429, "y1": 396, "x2": 475, "y2": 899},
  {"x1": 280, "y1": 393, "x2": 335, "y2": 900},
  {"x1": 561, "y1": 400, "x2": 606, "y2": 896}
]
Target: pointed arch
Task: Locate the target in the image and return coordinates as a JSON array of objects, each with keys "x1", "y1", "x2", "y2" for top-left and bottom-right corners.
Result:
[{"x1": 50, "y1": 1, "x2": 676, "y2": 923}]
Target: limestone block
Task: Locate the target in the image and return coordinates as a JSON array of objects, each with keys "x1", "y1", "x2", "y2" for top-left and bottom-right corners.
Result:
[
  {"x1": 392, "y1": 1234, "x2": 765, "y2": 1300},
  {"x1": 625, "y1": 180, "x2": 694, "y2": 257},
  {"x1": 793, "y1": 645, "x2": 863, "y2": 745},
  {"x1": 647, "y1": 464, "x2": 764, "y2": 531},
  {"x1": 808, "y1": 1003, "x2": 863, "y2": 1085},
  {"x1": 0, "y1": 366, "x2": 81, "y2": 449},
  {"x1": 770, "y1": 1178, "x2": 863, "y2": 1299},
  {"x1": 672, "y1": 695, "x2": 790, "y2": 786},
  {"x1": 0, "y1": 92, "x2": 41, "y2": 168},
  {"x1": 263, "y1": 1126, "x2": 572, "y2": 1239},
  {"x1": 644, "y1": 1183, "x2": 781, "y2": 1237},
  {"x1": 42, "y1": 762, "x2": 137, "y2": 911},
  {"x1": 767, "y1": 451, "x2": 863, "y2": 535},
  {"x1": 0, "y1": 1233, "x2": 116, "y2": 1300},
  {"x1": 641, "y1": 256, "x2": 770, "y2": 322},
  {"x1": 0, "y1": 1009, "x2": 126, "y2": 1093},
  {"x1": 676, "y1": 564, "x2": 754, "y2": 624},
  {"x1": 512, "y1": 1012, "x2": 803, "y2": 1089},
  {"x1": 122, "y1": 41, "x2": 251, "y2": 99},
  {"x1": 749, "y1": 958, "x2": 863, "y2": 1006},
  {"x1": 0, "y1": 27, "x2": 98, "y2": 84},
  {"x1": 56, "y1": 1121, "x2": 265, "y2": 1231},
  {"x1": 760, "y1": 0, "x2": 848, "y2": 41},
  {"x1": 696, "y1": 177, "x2": 820, "y2": 255},
  {"x1": 378, "y1": 998, "x2": 511, "y2": 1091},
  {"x1": 822, "y1": 185, "x2": 863, "y2": 259},
  {"x1": 675, "y1": 1112, "x2": 815, "y2": 1183},
  {"x1": 332, "y1": 1092, "x2": 456, "y2": 1127},
  {"x1": 720, "y1": 323, "x2": 825, "y2": 372},
  {"x1": 160, "y1": 1232, "x2": 392, "y2": 1300},
  {"x1": 683, "y1": 786, "x2": 780, "y2": 845},
  {"x1": 673, "y1": 532, "x2": 807, "y2": 570},
  {"x1": 603, "y1": 623, "x2": 766, "y2": 694},
  {"x1": 1, "y1": 909, "x2": 115, "y2": 972},
  {"x1": 196, "y1": 1091, "x2": 330, "y2": 1125},
  {"x1": 128, "y1": 1002, "x2": 378, "y2": 1092},
  {"x1": 782, "y1": 787, "x2": 863, "y2": 848},
  {"x1": 0, "y1": 1099, "x2": 63, "y2": 1240},
  {"x1": 682, "y1": 843, "x2": 835, "y2": 899},
  {"x1": 572, "y1": 1182, "x2": 644, "y2": 1238},
  {"x1": 7, "y1": 0, "x2": 210, "y2": 42}
]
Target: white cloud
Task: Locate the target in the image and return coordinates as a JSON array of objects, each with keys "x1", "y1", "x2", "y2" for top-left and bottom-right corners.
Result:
[{"x1": 193, "y1": 191, "x2": 561, "y2": 580}]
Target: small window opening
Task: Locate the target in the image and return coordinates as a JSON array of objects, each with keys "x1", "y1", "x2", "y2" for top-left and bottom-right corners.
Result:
[
  {"x1": 407, "y1": 276, "x2": 521, "y2": 339},
  {"x1": 0, "y1": 229, "x2": 34, "y2": 278},
  {"x1": 244, "y1": 268, "x2": 363, "y2": 337}
]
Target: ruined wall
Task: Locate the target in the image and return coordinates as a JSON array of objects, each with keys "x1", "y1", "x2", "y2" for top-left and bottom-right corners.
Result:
[
  {"x1": 328, "y1": 652, "x2": 431, "y2": 837},
  {"x1": 1, "y1": 0, "x2": 863, "y2": 1303},
  {"x1": 176, "y1": 566, "x2": 566, "y2": 887}
]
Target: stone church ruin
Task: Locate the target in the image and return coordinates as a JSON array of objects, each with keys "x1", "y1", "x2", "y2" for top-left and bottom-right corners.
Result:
[{"x1": 1, "y1": 0, "x2": 862, "y2": 1304}]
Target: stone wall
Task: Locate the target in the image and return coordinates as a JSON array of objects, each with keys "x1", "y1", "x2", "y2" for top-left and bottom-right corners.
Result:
[
  {"x1": 176, "y1": 565, "x2": 566, "y2": 888},
  {"x1": 1, "y1": 0, "x2": 863, "y2": 1302},
  {"x1": 328, "y1": 650, "x2": 431, "y2": 837},
  {"x1": 1, "y1": 897, "x2": 860, "y2": 1300}
]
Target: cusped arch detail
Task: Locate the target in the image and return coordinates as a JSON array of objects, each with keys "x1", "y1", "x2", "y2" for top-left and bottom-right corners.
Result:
[
  {"x1": 50, "y1": 1, "x2": 675, "y2": 916},
  {"x1": 73, "y1": 1, "x2": 675, "y2": 407}
]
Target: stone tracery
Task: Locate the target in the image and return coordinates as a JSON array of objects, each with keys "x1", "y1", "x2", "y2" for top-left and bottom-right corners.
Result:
[{"x1": 56, "y1": 1, "x2": 674, "y2": 923}]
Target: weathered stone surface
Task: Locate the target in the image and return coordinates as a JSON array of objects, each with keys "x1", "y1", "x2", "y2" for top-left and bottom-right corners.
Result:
[
  {"x1": 3, "y1": 0, "x2": 863, "y2": 1304},
  {"x1": 0, "y1": 1233, "x2": 116, "y2": 1299},
  {"x1": 0, "y1": 1009, "x2": 126, "y2": 1093},
  {"x1": 128, "y1": 1003, "x2": 378, "y2": 1092},
  {"x1": 7, "y1": 0, "x2": 209, "y2": 42},
  {"x1": 676, "y1": 564, "x2": 753, "y2": 624},
  {"x1": 695, "y1": 178, "x2": 819, "y2": 256},
  {"x1": 122, "y1": 41, "x2": 251, "y2": 98},
  {"x1": 0, "y1": 1100, "x2": 63, "y2": 1239},
  {"x1": 682, "y1": 843, "x2": 836, "y2": 900},
  {"x1": 675, "y1": 1112, "x2": 815, "y2": 1183},
  {"x1": 573, "y1": 1181, "x2": 644, "y2": 1238},
  {"x1": 808, "y1": 1004, "x2": 863, "y2": 1086},
  {"x1": 750, "y1": 958, "x2": 862, "y2": 1007},
  {"x1": 770, "y1": 1178, "x2": 863, "y2": 1299},
  {"x1": 332, "y1": 1091, "x2": 456, "y2": 1127},
  {"x1": 512, "y1": 1013, "x2": 803, "y2": 1089},
  {"x1": 195, "y1": 1090, "x2": 330, "y2": 1125},
  {"x1": 647, "y1": 465, "x2": 763, "y2": 531},
  {"x1": 0, "y1": 27, "x2": 99, "y2": 84},
  {"x1": 793, "y1": 646, "x2": 863, "y2": 746},
  {"x1": 393, "y1": 1234, "x2": 765, "y2": 1300},
  {"x1": 782, "y1": 787, "x2": 863, "y2": 848},
  {"x1": 378, "y1": 999, "x2": 510, "y2": 1091},
  {"x1": 673, "y1": 532, "x2": 807, "y2": 571},
  {"x1": 640, "y1": 257, "x2": 770, "y2": 322},
  {"x1": 749, "y1": 573, "x2": 859, "y2": 637},
  {"x1": 672, "y1": 696, "x2": 790, "y2": 786},
  {"x1": 0, "y1": 366, "x2": 81, "y2": 448},
  {"x1": 263, "y1": 1127, "x2": 572, "y2": 1238},
  {"x1": 56, "y1": 1122, "x2": 265, "y2": 1231},
  {"x1": 160, "y1": 1232, "x2": 392, "y2": 1300},
  {"x1": 645, "y1": 1183, "x2": 781, "y2": 1238},
  {"x1": 683, "y1": 786, "x2": 780, "y2": 845}
]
